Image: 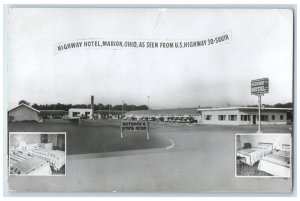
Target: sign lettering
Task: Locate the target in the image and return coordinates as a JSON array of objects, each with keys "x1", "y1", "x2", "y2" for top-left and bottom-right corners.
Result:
[
  {"x1": 251, "y1": 78, "x2": 269, "y2": 95},
  {"x1": 121, "y1": 121, "x2": 149, "y2": 132}
]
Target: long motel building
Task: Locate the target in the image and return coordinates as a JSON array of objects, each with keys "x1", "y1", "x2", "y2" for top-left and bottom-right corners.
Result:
[
  {"x1": 124, "y1": 108, "x2": 201, "y2": 122},
  {"x1": 124, "y1": 107, "x2": 292, "y2": 125},
  {"x1": 197, "y1": 107, "x2": 292, "y2": 125}
]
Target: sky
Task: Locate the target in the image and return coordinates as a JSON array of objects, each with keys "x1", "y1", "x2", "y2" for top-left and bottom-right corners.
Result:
[{"x1": 8, "y1": 8, "x2": 293, "y2": 109}]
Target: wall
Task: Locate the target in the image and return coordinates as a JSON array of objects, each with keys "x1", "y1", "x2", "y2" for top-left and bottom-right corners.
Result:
[
  {"x1": 199, "y1": 109, "x2": 288, "y2": 125},
  {"x1": 238, "y1": 134, "x2": 291, "y2": 150},
  {"x1": 10, "y1": 134, "x2": 41, "y2": 148},
  {"x1": 239, "y1": 110, "x2": 288, "y2": 125},
  {"x1": 9, "y1": 106, "x2": 41, "y2": 122},
  {"x1": 201, "y1": 109, "x2": 240, "y2": 125},
  {"x1": 68, "y1": 109, "x2": 93, "y2": 119},
  {"x1": 48, "y1": 134, "x2": 58, "y2": 147}
]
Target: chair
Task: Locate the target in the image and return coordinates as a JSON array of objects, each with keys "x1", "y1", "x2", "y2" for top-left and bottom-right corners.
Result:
[{"x1": 243, "y1": 143, "x2": 252, "y2": 149}]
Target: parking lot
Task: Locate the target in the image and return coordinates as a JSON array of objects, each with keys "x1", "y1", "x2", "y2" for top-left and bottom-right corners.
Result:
[{"x1": 8, "y1": 120, "x2": 293, "y2": 192}]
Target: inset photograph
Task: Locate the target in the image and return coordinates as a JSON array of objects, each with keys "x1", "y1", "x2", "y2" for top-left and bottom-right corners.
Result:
[
  {"x1": 235, "y1": 134, "x2": 291, "y2": 177},
  {"x1": 9, "y1": 132, "x2": 66, "y2": 176}
]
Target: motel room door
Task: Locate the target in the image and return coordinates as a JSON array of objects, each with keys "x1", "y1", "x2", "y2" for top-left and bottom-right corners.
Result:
[{"x1": 252, "y1": 115, "x2": 256, "y2": 125}]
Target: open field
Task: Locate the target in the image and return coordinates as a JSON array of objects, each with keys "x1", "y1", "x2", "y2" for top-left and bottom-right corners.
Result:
[{"x1": 8, "y1": 120, "x2": 293, "y2": 192}]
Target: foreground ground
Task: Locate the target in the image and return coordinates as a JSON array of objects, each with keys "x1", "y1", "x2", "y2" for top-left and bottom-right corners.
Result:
[{"x1": 7, "y1": 120, "x2": 293, "y2": 192}]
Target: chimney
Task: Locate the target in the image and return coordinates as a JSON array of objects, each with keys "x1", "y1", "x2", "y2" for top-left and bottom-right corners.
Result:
[{"x1": 91, "y1": 95, "x2": 94, "y2": 114}]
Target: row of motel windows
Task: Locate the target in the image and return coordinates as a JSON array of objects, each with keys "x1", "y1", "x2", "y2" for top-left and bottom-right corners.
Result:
[{"x1": 205, "y1": 114, "x2": 285, "y2": 121}]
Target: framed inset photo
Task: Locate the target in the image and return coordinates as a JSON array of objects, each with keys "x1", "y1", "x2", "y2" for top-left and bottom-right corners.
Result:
[
  {"x1": 9, "y1": 132, "x2": 66, "y2": 176},
  {"x1": 235, "y1": 133, "x2": 291, "y2": 178}
]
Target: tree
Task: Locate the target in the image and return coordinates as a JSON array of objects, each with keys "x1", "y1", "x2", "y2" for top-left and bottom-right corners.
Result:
[
  {"x1": 95, "y1": 103, "x2": 104, "y2": 111},
  {"x1": 32, "y1": 103, "x2": 39, "y2": 109},
  {"x1": 18, "y1": 100, "x2": 30, "y2": 106},
  {"x1": 274, "y1": 102, "x2": 292, "y2": 108},
  {"x1": 112, "y1": 105, "x2": 122, "y2": 111},
  {"x1": 136, "y1": 105, "x2": 148, "y2": 110}
]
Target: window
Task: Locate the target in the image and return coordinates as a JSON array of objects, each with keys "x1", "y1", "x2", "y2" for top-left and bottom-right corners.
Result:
[
  {"x1": 72, "y1": 112, "x2": 80, "y2": 117},
  {"x1": 229, "y1": 115, "x2": 237, "y2": 121},
  {"x1": 205, "y1": 115, "x2": 212, "y2": 120},
  {"x1": 218, "y1": 115, "x2": 226, "y2": 121},
  {"x1": 241, "y1": 115, "x2": 250, "y2": 121},
  {"x1": 271, "y1": 115, "x2": 275, "y2": 120},
  {"x1": 261, "y1": 115, "x2": 269, "y2": 121},
  {"x1": 287, "y1": 112, "x2": 291, "y2": 121},
  {"x1": 280, "y1": 115, "x2": 284, "y2": 120}
]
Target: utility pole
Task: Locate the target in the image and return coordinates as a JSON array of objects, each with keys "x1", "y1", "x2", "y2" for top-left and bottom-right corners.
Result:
[
  {"x1": 121, "y1": 100, "x2": 124, "y2": 139},
  {"x1": 147, "y1": 96, "x2": 150, "y2": 140},
  {"x1": 147, "y1": 96, "x2": 150, "y2": 119},
  {"x1": 108, "y1": 104, "x2": 111, "y2": 120},
  {"x1": 121, "y1": 100, "x2": 124, "y2": 120}
]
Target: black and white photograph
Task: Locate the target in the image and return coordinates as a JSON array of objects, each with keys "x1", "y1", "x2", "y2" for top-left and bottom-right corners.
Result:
[
  {"x1": 9, "y1": 132, "x2": 66, "y2": 176},
  {"x1": 6, "y1": 8, "x2": 293, "y2": 192},
  {"x1": 236, "y1": 134, "x2": 291, "y2": 177}
]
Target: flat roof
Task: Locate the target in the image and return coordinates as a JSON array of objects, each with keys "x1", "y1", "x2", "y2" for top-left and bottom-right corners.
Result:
[
  {"x1": 40, "y1": 110, "x2": 68, "y2": 115},
  {"x1": 95, "y1": 110, "x2": 123, "y2": 115},
  {"x1": 125, "y1": 108, "x2": 200, "y2": 116},
  {"x1": 69, "y1": 108, "x2": 92, "y2": 110},
  {"x1": 197, "y1": 107, "x2": 292, "y2": 111}
]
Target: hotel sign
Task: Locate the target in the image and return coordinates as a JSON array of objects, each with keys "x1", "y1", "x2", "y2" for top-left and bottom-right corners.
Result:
[
  {"x1": 251, "y1": 78, "x2": 269, "y2": 95},
  {"x1": 121, "y1": 121, "x2": 149, "y2": 132}
]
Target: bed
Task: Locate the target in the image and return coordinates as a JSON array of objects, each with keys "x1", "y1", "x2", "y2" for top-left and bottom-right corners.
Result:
[
  {"x1": 10, "y1": 143, "x2": 66, "y2": 173},
  {"x1": 237, "y1": 142, "x2": 273, "y2": 166},
  {"x1": 258, "y1": 144, "x2": 291, "y2": 177},
  {"x1": 27, "y1": 147, "x2": 65, "y2": 170},
  {"x1": 10, "y1": 158, "x2": 52, "y2": 175}
]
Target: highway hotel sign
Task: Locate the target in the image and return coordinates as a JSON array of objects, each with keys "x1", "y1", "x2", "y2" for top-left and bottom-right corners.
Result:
[{"x1": 251, "y1": 78, "x2": 269, "y2": 95}]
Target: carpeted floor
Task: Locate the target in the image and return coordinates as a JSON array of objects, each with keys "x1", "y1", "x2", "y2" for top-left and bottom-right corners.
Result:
[{"x1": 237, "y1": 161, "x2": 273, "y2": 176}]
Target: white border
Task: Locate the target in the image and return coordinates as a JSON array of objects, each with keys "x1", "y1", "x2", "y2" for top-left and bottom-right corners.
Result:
[
  {"x1": 235, "y1": 133, "x2": 292, "y2": 178},
  {"x1": 8, "y1": 132, "x2": 67, "y2": 176},
  {"x1": 1, "y1": 1, "x2": 297, "y2": 199}
]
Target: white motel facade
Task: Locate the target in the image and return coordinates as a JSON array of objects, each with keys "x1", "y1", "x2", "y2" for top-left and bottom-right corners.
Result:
[
  {"x1": 197, "y1": 107, "x2": 291, "y2": 125},
  {"x1": 124, "y1": 107, "x2": 291, "y2": 125}
]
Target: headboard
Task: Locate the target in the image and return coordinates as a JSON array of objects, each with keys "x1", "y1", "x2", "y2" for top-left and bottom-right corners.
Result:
[
  {"x1": 25, "y1": 143, "x2": 39, "y2": 150},
  {"x1": 257, "y1": 142, "x2": 273, "y2": 149},
  {"x1": 258, "y1": 142, "x2": 273, "y2": 146},
  {"x1": 282, "y1": 144, "x2": 291, "y2": 152}
]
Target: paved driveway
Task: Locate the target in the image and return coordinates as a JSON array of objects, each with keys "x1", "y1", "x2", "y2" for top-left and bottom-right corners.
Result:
[{"x1": 8, "y1": 121, "x2": 293, "y2": 192}]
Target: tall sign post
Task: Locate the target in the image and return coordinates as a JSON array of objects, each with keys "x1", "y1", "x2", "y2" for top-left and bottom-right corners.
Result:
[{"x1": 251, "y1": 78, "x2": 269, "y2": 133}]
